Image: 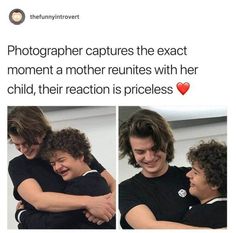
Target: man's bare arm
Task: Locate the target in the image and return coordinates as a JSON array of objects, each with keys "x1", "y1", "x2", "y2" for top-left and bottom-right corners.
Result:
[
  {"x1": 125, "y1": 204, "x2": 203, "y2": 229},
  {"x1": 17, "y1": 178, "x2": 114, "y2": 221}
]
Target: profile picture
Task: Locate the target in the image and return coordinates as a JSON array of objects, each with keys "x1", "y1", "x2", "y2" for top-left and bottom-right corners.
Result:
[{"x1": 9, "y1": 9, "x2": 25, "y2": 25}]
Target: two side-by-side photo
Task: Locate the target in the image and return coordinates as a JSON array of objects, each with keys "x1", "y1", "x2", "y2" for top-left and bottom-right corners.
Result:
[{"x1": 7, "y1": 106, "x2": 227, "y2": 229}]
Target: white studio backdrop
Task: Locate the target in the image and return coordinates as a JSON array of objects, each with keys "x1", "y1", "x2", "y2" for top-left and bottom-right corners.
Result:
[{"x1": 7, "y1": 106, "x2": 116, "y2": 229}]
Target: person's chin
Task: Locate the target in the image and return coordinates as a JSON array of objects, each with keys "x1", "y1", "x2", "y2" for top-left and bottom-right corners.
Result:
[
  {"x1": 61, "y1": 172, "x2": 73, "y2": 181},
  {"x1": 189, "y1": 187, "x2": 196, "y2": 196},
  {"x1": 145, "y1": 166, "x2": 157, "y2": 173},
  {"x1": 144, "y1": 163, "x2": 160, "y2": 172},
  {"x1": 142, "y1": 167, "x2": 160, "y2": 177},
  {"x1": 24, "y1": 153, "x2": 37, "y2": 160},
  {"x1": 62, "y1": 177, "x2": 69, "y2": 181}
]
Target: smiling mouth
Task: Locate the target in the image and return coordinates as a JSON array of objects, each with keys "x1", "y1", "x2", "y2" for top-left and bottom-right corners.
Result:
[
  {"x1": 143, "y1": 161, "x2": 158, "y2": 167},
  {"x1": 189, "y1": 183, "x2": 195, "y2": 187},
  {"x1": 58, "y1": 169, "x2": 70, "y2": 177}
]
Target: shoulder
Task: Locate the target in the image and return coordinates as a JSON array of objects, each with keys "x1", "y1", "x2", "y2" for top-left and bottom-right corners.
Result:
[
  {"x1": 206, "y1": 198, "x2": 227, "y2": 211},
  {"x1": 169, "y1": 166, "x2": 191, "y2": 175},
  {"x1": 85, "y1": 172, "x2": 109, "y2": 188},
  {"x1": 9, "y1": 154, "x2": 24, "y2": 164},
  {"x1": 66, "y1": 171, "x2": 110, "y2": 195},
  {"x1": 76, "y1": 172, "x2": 107, "y2": 184},
  {"x1": 187, "y1": 199, "x2": 226, "y2": 216},
  {"x1": 119, "y1": 173, "x2": 141, "y2": 186},
  {"x1": 9, "y1": 155, "x2": 26, "y2": 170},
  {"x1": 119, "y1": 173, "x2": 142, "y2": 193},
  {"x1": 184, "y1": 200, "x2": 227, "y2": 228}
]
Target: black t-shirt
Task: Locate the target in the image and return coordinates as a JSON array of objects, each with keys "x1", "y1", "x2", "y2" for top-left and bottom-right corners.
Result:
[
  {"x1": 63, "y1": 171, "x2": 116, "y2": 229},
  {"x1": 183, "y1": 198, "x2": 227, "y2": 228},
  {"x1": 8, "y1": 154, "x2": 105, "y2": 210},
  {"x1": 18, "y1": 171, "x2": 115, "y2": 229},
  {"x1": 119, "y1": 166, "x2": 199, "y2": 229}
]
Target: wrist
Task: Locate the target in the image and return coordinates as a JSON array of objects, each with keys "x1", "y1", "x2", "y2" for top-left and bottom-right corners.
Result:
[
  {"x1": 111, "y1": 191, "x2": 116, "y2": 199},
  {"x1": 80, "y1": 195, "x2": 91, "y2": 209}
]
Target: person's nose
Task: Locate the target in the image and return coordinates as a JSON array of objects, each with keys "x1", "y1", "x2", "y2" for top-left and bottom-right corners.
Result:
[
  {"x1": 186, "y1": 169, "x2": 192, "y2": 179},
  {"x1": 144, "y1": 150, "x2": 155, "y2": 161},
  {"x1": 18, "y1": 144, "x2": 29, "y2": 154},
  {"x1": 54, "y1": 162, "x2": 62, "y2": 173}
]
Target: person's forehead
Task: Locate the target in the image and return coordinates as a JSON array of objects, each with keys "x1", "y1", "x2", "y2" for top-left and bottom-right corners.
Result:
[
  {"x1": 51, "y1": 150, "x2": 71, "y2": 160},
  {"x1": 129, "y1": 136, "x2": 154, "y2": 148},
  {"x1": 192, "y1": 161, "x2": 204, "y2": 173},
  {"x1": 9, "y1": 134, "x2": 26, "y2": 144}
]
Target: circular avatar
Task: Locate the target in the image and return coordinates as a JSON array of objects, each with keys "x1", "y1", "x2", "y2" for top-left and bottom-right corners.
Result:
[{"x1": 9, "y1": 9, "x2": 25, "y2": 25}]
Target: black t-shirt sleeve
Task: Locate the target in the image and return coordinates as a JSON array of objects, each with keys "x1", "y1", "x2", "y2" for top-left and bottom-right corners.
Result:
[
  {"x1": 119, "y1": 179, "x2": 144, "y2": 229},
  {"x1": 65, "y1": 174, "x2": 110, "y2": 196},
  {"x1": 64, "y1": 174, "x2": 115, "y2": 229},
  {"x1": 19, "y1": 209, "x2": 77, "y2": 229},
  {"x1": 182, "y1": 203, "x2": 227, "y2": 228},
  {"x1": 89, "y1": 154, "x2": 105, "y2": 173},
  {"x1": 8, "y1": 157, "x2": 33, "y2": 199},
  {"x1": 119, "y1": 179, "x2": 143, "y2": 217}
]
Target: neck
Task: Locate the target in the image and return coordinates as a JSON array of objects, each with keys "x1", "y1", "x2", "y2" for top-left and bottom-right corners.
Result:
[
  {"x1": 77, "y1": 164, "x2": 91, "y2": 177},
  {"x1": 142, "y1": 162, "x2": 169, "y2": 178},
  {"x1": 200, "y1": 193, "x2": 221, "y2": 204}
]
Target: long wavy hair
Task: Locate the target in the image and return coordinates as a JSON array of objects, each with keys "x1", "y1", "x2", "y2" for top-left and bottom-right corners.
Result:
[
  {"x1": 8, "y1": 106, "x2": 52, "y2": 146},
  {"x1": 119, "y1": 109, "x2": 175, "y2": 167}
]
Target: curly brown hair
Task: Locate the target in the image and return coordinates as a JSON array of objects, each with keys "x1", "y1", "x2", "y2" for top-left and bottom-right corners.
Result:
[
  {"x1": 41, "y1": 128, "x2": 92, "y2": 165},
  {"x1": 187, "y1": 140, "x2": 227, "y2": 196},
  {"x1": 119, "y1": 109, "x2": 175, "y2": 167}
]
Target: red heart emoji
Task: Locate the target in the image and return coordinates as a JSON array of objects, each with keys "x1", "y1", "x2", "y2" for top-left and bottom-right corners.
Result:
[{"x1": 176, "y1": 82, "x2": 190, "y2": 95}]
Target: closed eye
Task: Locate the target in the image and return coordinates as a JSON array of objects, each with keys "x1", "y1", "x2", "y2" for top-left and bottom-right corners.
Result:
[
  {"x1": 58, "y1": 158, "x2": 65, "y2": 163},
  {"x1": 134, "y1": 150, "x2": 145, "y2": 155}
]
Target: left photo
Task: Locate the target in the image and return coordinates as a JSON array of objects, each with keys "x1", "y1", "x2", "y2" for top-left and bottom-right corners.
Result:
[{"x1": 7, "y1": 106, "x2": 116, "y2": 229}]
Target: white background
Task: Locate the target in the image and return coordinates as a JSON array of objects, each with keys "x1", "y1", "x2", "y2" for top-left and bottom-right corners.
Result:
[{"x1": 1, "y1": 0, "x2": 235, "y2": 232}]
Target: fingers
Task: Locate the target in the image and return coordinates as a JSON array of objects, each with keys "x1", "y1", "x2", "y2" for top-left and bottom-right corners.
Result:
[
  {"x1": 86, "y1": 195, "x2": 116, "y2": 221},
  {"x1": 84, "y1": 211, "x2": 105, "y2": 225},
  {"x1": 85, "y1": 208, "x2": 114, "y2": 223},
  {"x1": 90, "y1": 217, "x2": 101, "y2": 224},
  {"x1": 16, "y1": 201, "x2": 24, "y2": 210},
  {"x1": 85, "y1": 211, "x2": 91, "y2": 219},
  {"x1": 107, "y1": 194, "x2": 116, "y2": 211},
  {"x1": 87, "y1": 215, "x2": 96, "y2": 222},
  {"x1": 100, "y1": 208, "x2": 114, "y2": 222},
  {"x1": 97, "y1": 220, "x2": 105, "y2": 225},
  {"x1": 87, "y1": 216, "x2": 104, "y2": 225}
]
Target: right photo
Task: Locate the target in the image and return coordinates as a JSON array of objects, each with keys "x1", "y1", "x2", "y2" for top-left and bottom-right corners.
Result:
[{"x1": 118, "y1": 106, "x2": 227, "y2": 229}]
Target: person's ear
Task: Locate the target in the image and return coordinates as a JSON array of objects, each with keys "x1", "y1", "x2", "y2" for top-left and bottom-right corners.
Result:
[
  {"x1": 79, "y1": 155, "x2": 85, "y2": 161},
  {"x1": 211, "y1": 185, "x2": 219, "y2": 191}
]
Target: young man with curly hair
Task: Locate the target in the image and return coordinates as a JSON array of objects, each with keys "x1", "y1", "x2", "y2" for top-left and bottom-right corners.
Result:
[
  {"x1": 16, "y1": 128, "x2": 115, "y2": 229},
  {"x1": 182, "y1": 140, "x2": 227, "y2": 228}
]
